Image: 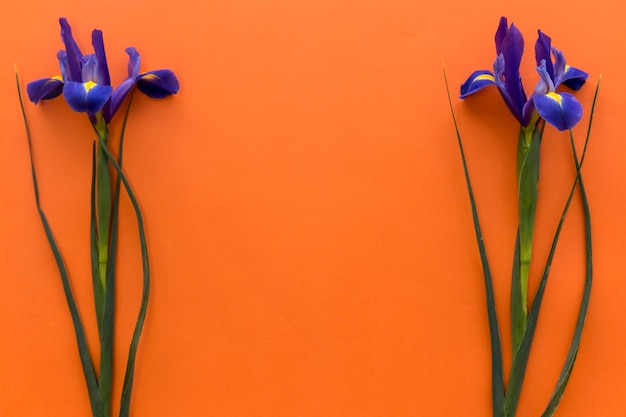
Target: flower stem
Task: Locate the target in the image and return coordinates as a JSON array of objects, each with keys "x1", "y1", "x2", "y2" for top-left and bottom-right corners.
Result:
[
  {"x1": 92, "y1": 114, "x2": 114, "y2": 417},
  {"x1": 511, "y1": 125, "x2": 541, "y2": 355}
]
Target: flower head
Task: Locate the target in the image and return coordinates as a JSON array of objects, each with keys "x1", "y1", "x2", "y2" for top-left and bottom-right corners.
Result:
[
  {"x1": 460, "y1": 17, "x2": 588, "y2": 131},
  {"x1": 27, "y1": 18, "x2": 180, "y2": 123}
]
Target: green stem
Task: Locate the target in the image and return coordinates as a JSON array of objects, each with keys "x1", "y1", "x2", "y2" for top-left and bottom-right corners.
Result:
[
  {"x1": 511, "y1": 125, "x2": 541, "y2": 354},
  {"x1": 92, "y1": 114, "x2": 114, "y2": 417}
]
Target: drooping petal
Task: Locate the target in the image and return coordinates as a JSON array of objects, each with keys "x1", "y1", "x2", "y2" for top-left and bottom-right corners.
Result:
[
  {"x1": 59, "y1": 18, "x2": 83, "y2": 82},
  {"x1": 460, "y1": 70, "x2": 495, "y2": 98},
  {"x1": 63, "y1": 81, "x2": 113, "y2": 114},
  {"x1": 27, "y1": 77, "x2": 64, "y2": 104},
  {"x1": 535, "y1": 31, "x2": 554, "y2": 81},
  {"x1": 105, "y1": 47, "x2": 141, "y2": 122},
  {"x1": 137, "y1": 70, "x2": 180, "y2": 98},
  {"x1": 91, "y1": 29, "x2": 110, "y2": 86},
  {"x1": 534, "y1": 91, "x2": 583, "y2": 131},
  {"x1": 553, "y1": 48, "x2": 588, "y2": 90},
  {"x1": 561, "y1": 65, "x2": 588, "y2": 90}
]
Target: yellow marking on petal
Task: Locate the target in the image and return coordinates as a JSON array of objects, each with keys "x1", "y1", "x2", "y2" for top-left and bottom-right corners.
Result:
[
  {"x1": 141, "y1": 74, "x2": 158, "y2": 80},
  {"x1": 564, "y1": 64, "x2": 571, "y2": 73},
  {"x1": 474, "y1": 74, "x2": 494, "y2": 82},
  {"x1": 546, "y1": 92, "x2": 563, "y2": 105},
  {"x1": 52, "y1": 75, "x2": 63, "y2": 81},
  {"x1": 84, "y1": 80, "x2": 97, "y2": 92}
]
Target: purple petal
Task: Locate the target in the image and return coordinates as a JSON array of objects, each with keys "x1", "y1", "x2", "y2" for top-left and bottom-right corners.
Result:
[
  {"x1": 535, "y1": 31, "x2": 554, "y2": 81},
  {"x1": 81, "y1": 54, "x2": 98, "y2": 82},
  {"x1": 56, "y1": 50, "x2": 70, "y2": 82},
  {"x1": 105, "y1": 47, "x2": 141, "y2": 122},
  {"x1": 59, "y1": 18, "x2": 83, "y2": 82},
  {"x1": 561, "y1": 65, "x2": 588, "y2": 90},
  {"x1": 499, "y1": 22, "x2": 527, "y2": 122},
  {"x1": 137, "y1": 70, "x2": 180, "y2": 98},
  {"x1": 534, "y1": 92, "x2": 583, "y2": 131},
  {"x1": 492, "y1": 54, "x2": 526, "y2": 125},
  {"x1": 27, "y1": 77, "x2": 64, "y2": 104},
  {"x1": 460, "y1": 70, "x2": 495, "y2": 98},
  {"x1": 553, "y1": 48, "x2": 588, "y2": 90},
  {"x1": 91, "y1": 30, "x2": 110, "y2": 86},
  {"x1": 494, "y1": 17, "x2": 508, "y2": 56},
  {"x1": 534, "y1": 60, "x2": 556, "y2": 95},
  {"x1": 63, "y1": 81, "x2": 113, "y2": 114}
]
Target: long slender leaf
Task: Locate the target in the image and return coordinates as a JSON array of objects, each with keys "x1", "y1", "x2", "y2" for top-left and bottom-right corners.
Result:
[
  {"x1": 503, "y1": 81, "x2": 597, "y2": 417},
  {"x1": 541, "y1": 77, "x2": 600, "y2": 417},
  {"x1": 443, "y1": 66, "x2": 506, "y2": 417},
  {"x1": 95, "y1": 95, "x2": 151, "y2": 417},
  {"x1": 16, "y1": 69, "x2": 104, "y2": 417}
]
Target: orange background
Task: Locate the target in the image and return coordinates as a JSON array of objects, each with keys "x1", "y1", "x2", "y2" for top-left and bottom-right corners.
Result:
[{"x1": 0, "y1": 0, "x2": 624, "y2": 416}]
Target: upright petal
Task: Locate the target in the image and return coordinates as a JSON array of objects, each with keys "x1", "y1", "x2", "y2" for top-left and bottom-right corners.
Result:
[
  {"x1": 499, "y1": 22, "x2": 527, "y2": 121},
  {"x1": 494, "y1": 17, "x2": 508, "y2": 56},
  {"x1": 535, "y1": 31, "x2": 554, "y2": 81},
  {"x1": 59, "y1": 18, "x2": 83, "y2": 82},
  {"x1": 91, "y1": 29, "x2": 111, "y2": 86},
  {"x1": 553, "y1": 48, "x2": 588, "y2": 90},
  {"x1": 63, "y1": 81, "x2": 113, "y2": 114},
  {"x1": 56, "y1": 50, "x2": 69, "y2": 82},
  {"x1": 81, "y1": 54, "x2": 98, "y2": 83},
  {"x1": 27, "y1": 77, "x2": 64, "y2": 104},
  {"x1": 493, "y1": 53, "x2": 526, "y2": 125},
  {"x1": 534, "y1": 60, "x2": 556, "y2": 95},
  {"x1": 105, "y1": 47, "x2": 141, "y2": 122},
  {"x1": 137, "y1": 70, "x2": 180, "y2": 98}
]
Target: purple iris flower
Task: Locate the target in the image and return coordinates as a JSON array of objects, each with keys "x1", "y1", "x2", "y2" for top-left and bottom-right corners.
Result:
[
  {"x1": 27, "y1": 18, "x2": 179, "y2": 123},
  {"x1": 460, "y1": 17, "x2": 588, "y2": 131}
]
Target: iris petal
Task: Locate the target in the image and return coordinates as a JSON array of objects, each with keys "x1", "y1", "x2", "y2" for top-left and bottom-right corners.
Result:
[
  {"x1": 552, "y1": 48, "x2": 588, "y2": 90},
  {"x1": 492, "y1": 54, "x2": 527, "y2": 125},
  {"x1": 534, "y1": 91, "x2": 582, "y2": 131},
  {"x1": 27, "y1": 77, "x2": 64, "y2": 104},
  {"x1": 59, "y1": 18, "x2": 83, "y2": 82},
  {"x1": 137, "y1": 70, "x2": 180, "y2": 98},
  {"x1": 561, "y1": 66, "x2": 588, "y2": 90},
  {"x1": 535, "y1": 31, "x2": 554, "y2": 80},
  {"x1": 460, "y1": 70, "x2": 495, "y2": 98},
  {"x1": 63, "y1": 81, "x2": 113, "y2": 114},
  {"x1": 57, "y1": 51, "x2": 69, "y2": 82},
  {"x1": 81, "y1": 54, "x2": 98, "y2": 82},
  {"x1": 106, "y1": 47, "x2": 141, "y2": 122},
  {"x1": 494, "y1": 17, "x2": 508, "y2": 56},
  {"x1": 91, "y1": 30, "x2": 110, "y2": 86},
  {"x1": 500, "y1": 22, "x2": 527, "y2": 122}
]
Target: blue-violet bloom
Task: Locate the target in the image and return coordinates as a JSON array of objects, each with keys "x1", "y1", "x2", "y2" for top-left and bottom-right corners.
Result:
[
  {"x1": 459, "y1": 17, "x2": 588, "y2": 131},
  {"x1": 27, "y1": 18, "x2": 179, "y2": 124}
]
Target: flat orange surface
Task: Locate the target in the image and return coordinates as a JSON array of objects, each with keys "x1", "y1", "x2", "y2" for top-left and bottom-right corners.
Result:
[{"x1": 0, "y1": 1, "x2": 623, "y2": 416}]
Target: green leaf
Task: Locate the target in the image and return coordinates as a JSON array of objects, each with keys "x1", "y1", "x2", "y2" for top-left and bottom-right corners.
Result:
[
  {"x1": 96, "y1": 94, "x2": 152, "y2": 417},
  {"x1": 504, "y1": 79, "x2": 597, "y2": 416},
  {"x1": 16, "y1": 69, "x2": 104, "y2": 417},
  {"x1": 541, "y1": 77, "x2": 600, "y2": 417},
  {"x1": 443, "y1": 66, "x2": 506, "y2": 417}
]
